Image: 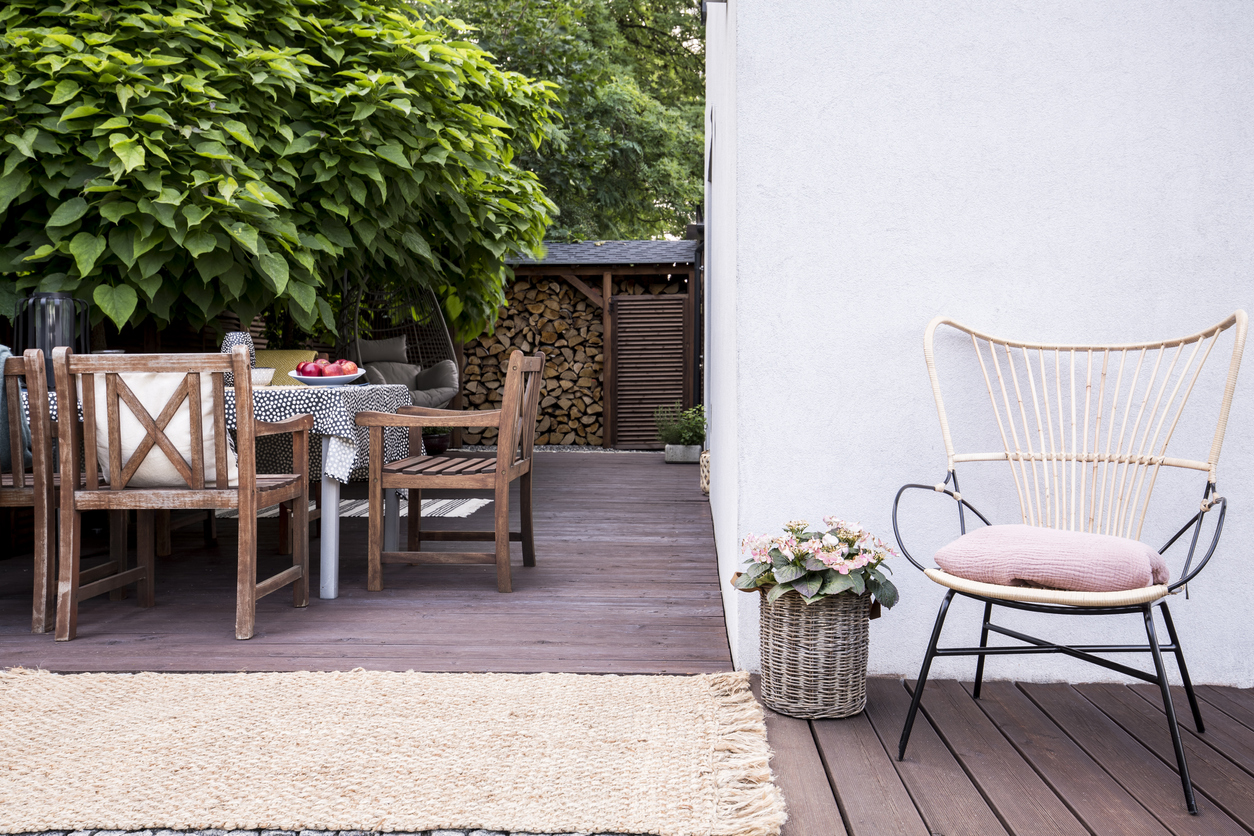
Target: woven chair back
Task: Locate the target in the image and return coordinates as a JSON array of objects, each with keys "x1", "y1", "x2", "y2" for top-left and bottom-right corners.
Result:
[
  {"x1": 52, "y1": 347, "x2": 253, "y2": 492},
  {"x1": 352, "y1": 285, "x2": 456, "y2": 369},
  {"x1": 924, "y1": 312, "x2": 1247, "y2": 540}
]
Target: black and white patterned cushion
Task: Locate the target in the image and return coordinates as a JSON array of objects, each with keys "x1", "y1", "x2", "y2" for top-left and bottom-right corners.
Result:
[{"x1": 219, "y1": 331, "x2": 255, "y2": 386}]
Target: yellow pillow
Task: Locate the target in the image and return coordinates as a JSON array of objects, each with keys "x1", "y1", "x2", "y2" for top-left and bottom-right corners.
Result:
[{"x1": 254, "y1": 350, "x2": 317, "y2": 386}]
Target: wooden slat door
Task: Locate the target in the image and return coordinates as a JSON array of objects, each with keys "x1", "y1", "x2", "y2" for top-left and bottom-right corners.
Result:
[{"x1": 610, "y1": 295, "x2": 690, "y2": 448}]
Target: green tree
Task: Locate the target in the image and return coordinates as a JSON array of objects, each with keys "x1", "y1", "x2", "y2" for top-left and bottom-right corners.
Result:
[
  {"x1": 0, "y1": 0, "x2": 559, "y2": 339},
  {"x1": 443, "y1": 0, "x2": 703, "y2": 241}
]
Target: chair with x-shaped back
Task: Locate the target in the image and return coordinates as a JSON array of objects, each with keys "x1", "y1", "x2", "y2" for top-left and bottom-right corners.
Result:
[{"x1": 52, "y1": 346, "x2": 314, "y2": 640}]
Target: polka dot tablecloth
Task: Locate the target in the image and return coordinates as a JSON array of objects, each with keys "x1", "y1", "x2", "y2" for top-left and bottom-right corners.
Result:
[{"x1": 225, "y1": 384, "x2": 413, "y2": 483}]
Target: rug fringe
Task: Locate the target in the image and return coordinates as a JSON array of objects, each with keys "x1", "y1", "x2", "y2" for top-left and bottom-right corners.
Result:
[{"x1": 702, "y1": 671, "x2": 788, "y2": 836}]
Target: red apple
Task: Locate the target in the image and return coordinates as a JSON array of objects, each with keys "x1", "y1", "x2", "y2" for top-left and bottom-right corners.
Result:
[
  {"x1": 315, "y1": 358, "x2": 331, "y2": 367},
  {"x1": 338, "y1": 360, "x2": 358, "y2": 375},
  {"x1": 299, "y1": 362, "x2": 321, "y2": 376},
  {"x1": 322, "y1": 363, "x2": 345, "y2": 376}
]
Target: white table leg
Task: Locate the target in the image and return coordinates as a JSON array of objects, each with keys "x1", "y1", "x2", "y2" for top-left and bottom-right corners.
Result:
[
  {"x1": 319, "y1": 436, "x2": 340, "y2": 600},
  {"x1": 385, "y1": 488, "x2": 400, "y2": 552}
]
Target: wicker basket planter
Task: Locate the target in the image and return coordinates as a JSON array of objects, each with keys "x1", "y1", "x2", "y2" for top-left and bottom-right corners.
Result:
[
  {"x1": 699, "y1": 450, "x2": 710, "y2": 494},
  {"x1": 759, "y1": 590, "x2": 871, "y2": 719}
]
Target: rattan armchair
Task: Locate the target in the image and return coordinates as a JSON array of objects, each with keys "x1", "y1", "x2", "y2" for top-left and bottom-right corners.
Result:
[{"x1": 893, "y1": 312, "x2": 1247, "y2": 814}]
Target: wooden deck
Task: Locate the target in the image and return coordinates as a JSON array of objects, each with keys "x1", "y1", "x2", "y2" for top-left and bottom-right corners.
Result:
[
  {"x1": 7, "y1": 450, "x2": 1254, "y2": 836},
  {"x1": 0, "y1": 451, "x2": 732, "y2": 674},
  {"x1": 766, "y1": 676, "x2": 1254, "y2": 836}
]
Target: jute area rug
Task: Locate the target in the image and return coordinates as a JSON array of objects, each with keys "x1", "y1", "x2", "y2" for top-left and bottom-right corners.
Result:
[{"x1": 0, "y1": 669, "x2": 786, "y2": 836}]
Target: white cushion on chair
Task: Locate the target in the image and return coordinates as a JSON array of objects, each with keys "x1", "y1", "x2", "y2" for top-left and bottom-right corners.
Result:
[
  {"x1": 934, "y1": 524, "x2": 1168, "y2": 593},
  {"x1": 85, "y1": 372, "x2": 239, "y2": 488}
]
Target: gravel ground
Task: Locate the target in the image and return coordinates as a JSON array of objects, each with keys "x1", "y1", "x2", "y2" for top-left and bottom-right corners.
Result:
[{"x1": 16, "y1": 831, "x2": 647, "y2": 836}]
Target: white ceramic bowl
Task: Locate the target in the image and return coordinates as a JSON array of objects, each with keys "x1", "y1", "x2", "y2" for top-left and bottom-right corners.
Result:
[
  {"x1": 287, "y1": 369, "x2": 367, "y2": 386},
  {"x1": 250, "y1": 367, "x2": 276, "y2": 386}
]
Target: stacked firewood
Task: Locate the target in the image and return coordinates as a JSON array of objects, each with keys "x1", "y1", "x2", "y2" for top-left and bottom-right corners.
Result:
[{"x1": 462, "y1": 279, "x2": 605, "y2": 446}]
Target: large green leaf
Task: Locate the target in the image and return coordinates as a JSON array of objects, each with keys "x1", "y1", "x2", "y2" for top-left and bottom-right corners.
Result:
[
  {"x1": 257, "y1": 253, "x2": 289, "y2": 294},
  {"x1": 47, "y1": 197, "x2": 89, "y2": 227},
  {"x1": 93, "y1": 283, "x2": 138, "y2": 328},
  {"x1": 222, "y1": 224, "x2": 258, "y2": 257},
  {"x1": 69, "y1": 232, "x2": 106, "y2": 277}
]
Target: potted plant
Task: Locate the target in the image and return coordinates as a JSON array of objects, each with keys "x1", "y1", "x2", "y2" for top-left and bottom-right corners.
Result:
[
  {"x1": 422, "y1": 426, "x2": 453, "y2": 455},
  {"x1": 655, "y1": 402, "x2": 705, "y2": 462},
  {"x1": 736, "y1": 518, "x2": 899, "y2": 719}
]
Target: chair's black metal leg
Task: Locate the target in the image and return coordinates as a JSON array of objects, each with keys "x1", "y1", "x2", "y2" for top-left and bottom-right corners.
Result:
[
  {"x1": 1145, "y1": 605, "x2": 1197, "y2": 814},
  {"x1": 1159, "y1": 601, "x2": 1204, "y2": 733},
  {"x1": 899, "y1": 590, "x2": 955, "y2": 760},
  {"x1": 972, "y1": 601, "x2": 993, "y2": 699}
]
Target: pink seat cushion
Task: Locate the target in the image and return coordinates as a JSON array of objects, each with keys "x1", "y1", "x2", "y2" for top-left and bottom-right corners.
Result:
[{"x1": 934, "y1": 525, "x2": 1169, "y2": 592}]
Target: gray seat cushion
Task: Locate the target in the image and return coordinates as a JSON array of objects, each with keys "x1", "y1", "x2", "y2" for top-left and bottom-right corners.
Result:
[
  {"x1": 355, "y1": 335, "x2": 408, "y2": 364},
  {"x1": 364, "y1": 358, "x2": 459, "y2": 410},
  {"x1": 410, "y1": 360, "x2": 459, "y2": 409},
  {"x1": 364, "y1": 360, "x2": 421, "y2": 388}
]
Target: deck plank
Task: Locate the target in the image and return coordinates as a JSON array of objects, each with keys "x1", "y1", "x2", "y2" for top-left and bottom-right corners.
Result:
[
  {"x1": 1198, "y1": 685, "x2": 1254, "y2": 734},
  {"x1": 913, "y1": 680, "x2": 1089, "y2": 836},
  {"x1": 0, "y1": 452, "x2": 732, "y2": 674},
  {"x1": 970, "y1": 681, "x2": 1172, "y2": 836},
  {"x1": 1021, "y1": 683, "x2": 1248, "y2": 836},
  {"x1": 811, "y1": 711, "x2": 930, "y2": 836},
  {"x1": 750, "y1": 676, "x2": 847, "y2": 836},
  {"x1": 1128, "y1": 683, "x2": 1254, "y2": 779},
  {"x1": 863, "y1": 678, "x2": 1009, "y2": 836},
  {"x1": 1078, "y1": 683, "x2": 1254, "y2": 828}
]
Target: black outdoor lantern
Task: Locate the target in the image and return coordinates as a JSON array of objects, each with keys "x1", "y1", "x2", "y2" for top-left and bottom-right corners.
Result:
[{"x1": 13, "y1": 292, "x2": 92, "y2": 389}]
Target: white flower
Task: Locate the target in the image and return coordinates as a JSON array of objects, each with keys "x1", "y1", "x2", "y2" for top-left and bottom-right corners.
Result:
[{"x1": 822, "y1": 533, "x2": 839, "y2": 547}]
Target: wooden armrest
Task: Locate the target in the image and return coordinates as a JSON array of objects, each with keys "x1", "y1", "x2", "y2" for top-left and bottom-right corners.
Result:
[
  {"x1": 254, "y1": 414, "x2": 315, "y2": 437},
  {"x1": 356, "y1": 409, "x2": 503, "y2": 429}
]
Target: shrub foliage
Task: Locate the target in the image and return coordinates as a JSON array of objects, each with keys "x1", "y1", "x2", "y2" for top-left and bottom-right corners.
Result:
[{"x1": 0, "y1": 0, "x2": 558, "y2": 336}]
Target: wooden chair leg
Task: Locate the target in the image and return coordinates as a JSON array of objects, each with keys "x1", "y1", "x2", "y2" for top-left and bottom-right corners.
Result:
[
  {"x1": 156, "y1": 509, "x2": 171, "y2": 556},
  {"x1": 495, "y1": 480, "x2": 512, "y2": 593},
  {"x1": 108, "y1": 510, "x2": 129, "y2": 600},
  {"x1": 136, "y1": 510, "x2": 155, "y2": 607},
  {"x1": 520, "y1": 471, "x2": 535, "y2": 567},
  {"x1": 203, "y1": 509, "x2": 218, "y2": 546},
  {"x1": 55, "y1": 508, "x2": 81, "y2": 641},
  {"x1": 293, "y1": 487, "x2": 309, "y2": 609},
  {"x1": 367, "y1": 443, "x2": 384, "y2": 592},
  {"x1": 277, "y1": 501, "x2": 292, "y2": 555},
  {"x1": 407, "y1": 488, "x2": 422, "y2": 551},
  {"x1": 235, "y1": 512, "x2": 257, "y2": 640},
  {"x1": 31, "y1": 496, "x2": 56, "y2": 634}
]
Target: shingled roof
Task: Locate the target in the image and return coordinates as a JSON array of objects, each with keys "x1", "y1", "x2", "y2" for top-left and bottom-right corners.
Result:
[{"x1": 507, "y1": 239, "x2": 698, "y2": 266}]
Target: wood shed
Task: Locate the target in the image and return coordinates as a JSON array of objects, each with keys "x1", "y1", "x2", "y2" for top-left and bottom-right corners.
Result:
[{"x1": 461, "y1": 240, "x2": 702, "y2": 449}]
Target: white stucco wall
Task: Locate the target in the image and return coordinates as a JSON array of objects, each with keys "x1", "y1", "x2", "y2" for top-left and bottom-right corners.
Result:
[{"x1": 706, "y1": 0, "x2": 1254, "y2": 685}]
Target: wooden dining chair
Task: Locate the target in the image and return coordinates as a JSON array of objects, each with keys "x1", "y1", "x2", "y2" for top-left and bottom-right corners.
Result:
[
  {"x1": 355, "y1": 349, "x2": 545, "y2": 593},
  {"x1": 2, "y1": 349, "x2": 56, "y2": 633},
  {"x1": 52, "y1": 346, "x2": 314, "y2": 640},
  {"x1": 893, "y1": 311, "x2": 1247, "y2": 814}
]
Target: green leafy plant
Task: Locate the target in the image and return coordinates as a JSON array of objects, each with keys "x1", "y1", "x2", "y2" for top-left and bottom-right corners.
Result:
[
  {"x1": 654, "y1": 400, "x2": 704, "y2": 446},
  {"x1": 421, "y1": 425, "x2": 452, "y2": 435},
  {"x1": 442, "y1": 0, "x2": 702, "y2": 241},
  {"x1": 0, "y1": 0, "x2": 559, "y2": 338},
  {"x1": 737, "y1": 518, "x2": 900, "y2": 608}
]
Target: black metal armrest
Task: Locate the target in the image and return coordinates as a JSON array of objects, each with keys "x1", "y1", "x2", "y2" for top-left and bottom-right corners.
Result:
[
  {"x1": 891, "y1": 475, "x2": 993, "y2": 572},
  {"x1": 1163, "y1": 494, "x2": 1228, "y2": 592}
]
